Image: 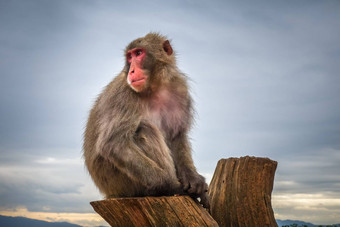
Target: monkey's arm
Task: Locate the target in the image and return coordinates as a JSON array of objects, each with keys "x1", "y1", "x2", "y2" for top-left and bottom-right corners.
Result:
[
  {"x1": 170, "y1": 133, "x2": 210, "y2": 208},
  {"x1": 96, "y1": 118, "x2": 181, "y2": 193}
]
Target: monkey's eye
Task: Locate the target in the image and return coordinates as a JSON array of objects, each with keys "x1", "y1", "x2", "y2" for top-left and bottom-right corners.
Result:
[
  {"x1": 127, "y1": 53, "x2": 132, "y2": 61},
  {"x1": 135, "y1": 49, "x2": 143, "y2": 56}
]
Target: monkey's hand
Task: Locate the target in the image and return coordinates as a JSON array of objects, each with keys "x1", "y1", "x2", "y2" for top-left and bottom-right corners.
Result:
[{"x1": 178, "y1": 170, "x2": 210, "y2": 209}]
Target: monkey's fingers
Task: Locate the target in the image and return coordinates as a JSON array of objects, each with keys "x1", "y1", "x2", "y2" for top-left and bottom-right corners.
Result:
[
  {"x1": 200, "y1": 192, "x2": 210, "y2": 210},
  {"x1": 197, "y1": 182, "x2": 208, "y2": 195},
  {"x1": 188, "y1": 178, "x2": 208, "y2": 195},
  {"x1": 188, "y1": 181, "x2": 201, "y2": 195},
  {"x1": 179, "y1": 176, "x2": 190, "y2": 191}
]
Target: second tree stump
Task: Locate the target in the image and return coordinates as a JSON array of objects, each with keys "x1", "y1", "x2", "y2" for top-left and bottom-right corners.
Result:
[{"x1": 208, "y1": 156, "x2": 278, "y2": 227}]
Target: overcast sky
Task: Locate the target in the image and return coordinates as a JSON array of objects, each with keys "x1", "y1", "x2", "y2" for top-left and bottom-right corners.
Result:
[{"x1": 1, "y1": 0, "x2": 340, "y2": 226}]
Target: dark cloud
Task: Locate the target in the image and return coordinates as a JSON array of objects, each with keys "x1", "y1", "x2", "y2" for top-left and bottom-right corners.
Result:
[{"x1": 0, "y1": 150, "x2": 96, "y2": 212}]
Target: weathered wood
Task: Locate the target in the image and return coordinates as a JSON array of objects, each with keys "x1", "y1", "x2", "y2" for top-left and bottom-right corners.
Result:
[
  {"x1": 90, "y1": 195, "x2": 218, "y2": 227},
  {"x1": 208, "y1": 156, "x2": 278, "y2": 227}
]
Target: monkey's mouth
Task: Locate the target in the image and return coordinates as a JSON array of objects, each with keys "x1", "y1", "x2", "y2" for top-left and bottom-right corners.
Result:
[{"x1": 131, "y1": 78, "x2": 146, "y2": 86}]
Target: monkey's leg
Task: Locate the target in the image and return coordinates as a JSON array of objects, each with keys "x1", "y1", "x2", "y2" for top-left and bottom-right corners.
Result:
[
  {"x1": 170, "y1": 133, "x2": 210, "y2": 208},
  {"x1": 132, "y1": 121, "x2": 183, "y2": 195},
  {"x1": 99, "y1": 120, "x2": 181, "y2": 197}
]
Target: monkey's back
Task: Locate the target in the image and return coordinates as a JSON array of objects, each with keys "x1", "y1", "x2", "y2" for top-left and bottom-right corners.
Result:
[{"x1": 83, "y1": 74, "x2": 146, "y2": 197}]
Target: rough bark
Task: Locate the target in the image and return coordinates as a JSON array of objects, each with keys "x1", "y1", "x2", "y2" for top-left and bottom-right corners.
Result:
[
  {"x1": 208, "y1": 156, "x2": 278, "y2": 227},
  {"x1": 90, "y1": 195, "x2": 218, "y2": 227}
]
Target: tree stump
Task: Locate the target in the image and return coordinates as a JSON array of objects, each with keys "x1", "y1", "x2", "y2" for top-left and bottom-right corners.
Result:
[
  {"x1": 208, "y1": 156, "x2": 278, "y2": 227},
  {"x1": 90, "y1": 195, "x2": 218, "y2": 227}
]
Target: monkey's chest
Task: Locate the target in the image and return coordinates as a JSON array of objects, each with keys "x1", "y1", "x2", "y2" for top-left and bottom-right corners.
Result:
[
  {"x1": 148, "y1": 107, "x2": 183, "y2": 136},
  {"x1": 146, "y1": 92, "x2": 187, "y2": 138}
]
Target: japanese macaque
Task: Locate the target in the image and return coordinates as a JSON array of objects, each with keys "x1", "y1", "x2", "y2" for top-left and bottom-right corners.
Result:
[{"x1": 83, "y1": 33, "x2": 209, "y2": 208}]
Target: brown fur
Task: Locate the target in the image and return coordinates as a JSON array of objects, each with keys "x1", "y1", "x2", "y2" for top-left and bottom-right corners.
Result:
[{"x1": 83, "y1": 33, "x2": 209, "y2": 207}]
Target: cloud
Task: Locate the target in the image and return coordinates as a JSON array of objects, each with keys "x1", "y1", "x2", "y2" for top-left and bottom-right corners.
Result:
[
  {"x1": 0, "y1": 207, "x2": 107, "y2": 227},
  {"x1": 273, "y1": 193, "x2": 340, "y2": 225},
  {"x1": 0, "y1": 151, "x2": 100, "y2": 213}
]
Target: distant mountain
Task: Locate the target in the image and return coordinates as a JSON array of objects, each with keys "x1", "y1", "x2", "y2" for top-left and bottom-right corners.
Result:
[
  {"x1": 276, "y1": 219, "x2": 340, "y2": 227},
  {"x1": 2, "y1": 215, "x2": 340, "y2": 227},
  {"x1": 0, "y1": 215, "x2": 81, "y2": 227},
  {"x1": 277, "y1": 219, "x2": 317, "y2": 227}
]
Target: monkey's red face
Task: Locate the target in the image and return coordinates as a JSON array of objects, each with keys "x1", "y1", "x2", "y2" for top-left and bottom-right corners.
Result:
[{"x1": 126, "y1": 48, "x2": 147, "y2": 92}]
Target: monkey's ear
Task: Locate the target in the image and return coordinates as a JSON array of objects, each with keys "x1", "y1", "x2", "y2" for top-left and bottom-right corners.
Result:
[{"x1": 163, "y1": 40, "x2": 173, "y2": 56}]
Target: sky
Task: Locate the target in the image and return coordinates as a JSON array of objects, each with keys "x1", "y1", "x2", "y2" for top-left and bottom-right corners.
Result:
[{"x1": 0, "y1": 0, "x2": 340, "y2": 226}]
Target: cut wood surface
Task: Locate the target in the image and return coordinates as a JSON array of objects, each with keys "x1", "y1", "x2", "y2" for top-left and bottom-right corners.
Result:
[
  {"x1": 90, "y1": 195, "x2": 218, "y2": 227},
  {"x1": 208, "y1": 156, "x2": 278, "y2": 227}
]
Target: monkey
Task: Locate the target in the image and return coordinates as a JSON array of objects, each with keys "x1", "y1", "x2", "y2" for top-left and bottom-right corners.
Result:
[{"x1": 83, "y1": 33, "x2": 209, "y2": 208}]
